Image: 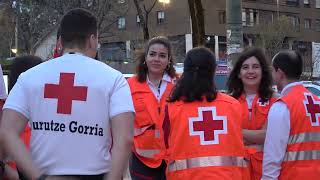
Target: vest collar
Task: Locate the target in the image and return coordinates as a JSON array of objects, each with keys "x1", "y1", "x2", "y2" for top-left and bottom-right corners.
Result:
[{"x1": 281, "y1": 82, "x2": 302, "y2": 96}]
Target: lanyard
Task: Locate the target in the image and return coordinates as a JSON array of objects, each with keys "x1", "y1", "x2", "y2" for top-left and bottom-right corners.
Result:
[
  {"x1": 157, "y1": 79, "x2": 162, "y2": 99},
  {"x1": 157, "y1": 79, "x2": 162, "y2": 114}
]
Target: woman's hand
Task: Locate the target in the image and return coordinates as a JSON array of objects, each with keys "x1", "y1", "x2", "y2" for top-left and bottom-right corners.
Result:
[{"x1": 4, "y1": 165, "x2": 19, "y2": 180}]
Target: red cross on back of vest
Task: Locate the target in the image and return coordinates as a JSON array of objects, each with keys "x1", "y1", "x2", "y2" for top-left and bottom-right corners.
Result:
[
  {"x1": 189, "y1": 107, "x2": 228, "y2": 145},
  {"x1": 44, "y1": 72, "x2": 88, "y2": 114},
  {"x1": 304, "y1": 93, "x2": 320, "y2": 126}
]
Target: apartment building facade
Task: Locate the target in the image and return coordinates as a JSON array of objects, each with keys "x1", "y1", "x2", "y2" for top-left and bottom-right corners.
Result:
[{"x1": 100, "y1": 0, "x2": 320, "y2": 75}]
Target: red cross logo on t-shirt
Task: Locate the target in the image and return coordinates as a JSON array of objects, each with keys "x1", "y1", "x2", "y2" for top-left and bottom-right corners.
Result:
[
  {"x1": 189, "y1": 107, "x2": 228, "y2": 145},
  {"x1": 303, "y1": 93, "x2": 320, "y2": 126},
  {"x1": 44, "y1": 73, "x2": 88, "y2": 114}
]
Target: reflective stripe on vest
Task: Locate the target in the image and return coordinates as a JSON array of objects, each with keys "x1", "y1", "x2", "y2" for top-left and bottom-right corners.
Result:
[
  {"x1": 284, "y1": 150, "x2": 320, "y2": 161},
  {"x1": 168, "y1": 156, "x2": 247, "y2": 172},
  {"x1": 136, "y1": 149, "x2": 161, "y2": 158},
  {"x1": 288, "y1": 132, "x2": 320, "y2": 144},
  {"x1": 155, "y1": 130, "x2": 160, "y2": 138},
  {"x1": 246, "y1": 144, "x2": 263, "y2": 152},
  {"x1": 134, "y1": 127, "x2": 160, "y2": 138},
  {"x1": 134, "y1": 126, "x2": 150, "y2": 136}
]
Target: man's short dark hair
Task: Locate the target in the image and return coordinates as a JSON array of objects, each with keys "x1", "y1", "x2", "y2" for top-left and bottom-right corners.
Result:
[
  {"x1": 272, "y1": 50, "x2": 303, "y2": 80},
  {"x1": 60, "y1": 8, "x2": 97, "y2": 49}
]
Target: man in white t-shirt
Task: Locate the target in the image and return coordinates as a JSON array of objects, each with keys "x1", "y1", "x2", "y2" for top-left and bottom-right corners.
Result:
[
  {"x1": 0, "y1": 64, "x2": 7, "y2": 179},
  {"x1": 0, "y1": 8, "x2": 134, "y2": 180}
]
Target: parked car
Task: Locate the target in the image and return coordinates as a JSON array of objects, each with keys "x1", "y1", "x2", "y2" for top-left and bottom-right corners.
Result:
[{"x1": 302, "y1": 81, "x2": 320, "y2": 97}]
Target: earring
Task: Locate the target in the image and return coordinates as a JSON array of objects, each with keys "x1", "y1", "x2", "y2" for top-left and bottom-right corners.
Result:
[{"x1": 166, "y1": 61, "x2": 171, "y2": 70}]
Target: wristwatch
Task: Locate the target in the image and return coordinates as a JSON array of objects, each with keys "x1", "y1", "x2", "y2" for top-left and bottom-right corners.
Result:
[{"x1": 36, "y1": 174, "x2": 48, "y2": 180}]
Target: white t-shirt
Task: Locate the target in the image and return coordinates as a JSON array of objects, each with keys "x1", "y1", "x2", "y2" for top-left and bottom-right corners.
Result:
[
  {"x1": 0, "y1": 65, "x2": 7, "y2": 99},
  {"x1": 4, "y1": 53, "x2": 135, "y2": 175}
]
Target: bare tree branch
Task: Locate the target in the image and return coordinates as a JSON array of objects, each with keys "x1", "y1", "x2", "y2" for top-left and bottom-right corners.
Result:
[
  {"x1": 255, "y1": 15, "x2": 294, "y2": 60},
  {"x1": 133, "y1": 0, "x2": 158, "y2": 40},
  {"x1": 6, "y1": 0, "x2": 129, "y2": 54}
]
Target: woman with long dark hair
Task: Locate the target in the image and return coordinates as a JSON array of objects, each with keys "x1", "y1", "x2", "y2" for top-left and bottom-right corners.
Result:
[
  {"x1": 128, "y1": 36, "x2": 176, "y2": 180},
  {"x1": 165, "y1": 47, "x2": 246, "y2": 179},
  {"x1": 227, "y1": 47, "x2": 277, "y2": 180}
]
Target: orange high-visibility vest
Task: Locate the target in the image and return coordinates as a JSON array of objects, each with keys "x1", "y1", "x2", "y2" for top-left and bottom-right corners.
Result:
[
  {"x1": 128, "y1": 76, "x2": 174, "y2": 168},
  {"x1": 278, "y1": 85, "x2": 320, "y2": 180},
  {"x1": 238, "y1": 94, "x2": 277, "y2": 180},
  {"x1": 165, "y1": 93, "x2": 247, "y2": 180}
]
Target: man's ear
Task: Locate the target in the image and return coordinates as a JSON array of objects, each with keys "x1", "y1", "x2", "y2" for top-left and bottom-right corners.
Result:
[
  {"x1": 88, "y1": 34, "x2": 97, "y2": 49},
  {"x1": 277, "y1": 68, "x2": 286, "y2": 79}
]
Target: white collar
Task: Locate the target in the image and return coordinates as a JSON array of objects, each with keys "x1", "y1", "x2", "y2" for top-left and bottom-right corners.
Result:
[
  {"x1": 280, "y1": 81, "x2": 302, "y2": 96},
  {"x1": 63, "y1": 52, "x2": 85, "y2": 56},
  {"x1": 146, "y1": 73, "x2": 172, "y2": 85}
]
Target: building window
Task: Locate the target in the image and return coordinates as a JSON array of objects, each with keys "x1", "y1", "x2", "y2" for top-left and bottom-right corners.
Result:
[
  {"x1": 316, "y1": 0, "x2": 320, "y2": 8},
  {"x1": 286, "y1": 0, "x2": 299, "y2": 6},
  {"x1": 242, "y1": 10, "x2": 246, "y2": 26},
  {"x1": 118, "y1": 17, "x2": 125, "y2": 29},
  {"x1": 157, "y1": 11, "x2": 165, "y2": 24},
  {"x1": 136, "y1": 15, "x2": 141, "y2": 25},
  {"x1": 242, "y1": 9, "x2": 259, "y2": 27},
  {"x1": 288, "y1": 15, "x2": 300, "y2": 31},
  {"x1": 316, "y1": 19, "x2": 320, "y2": 31},
  {"x1": 304, "y1": 19, "x2": 311, "y2": 29},
  {"x1": 218, "y1": 11, "x2": 226, "y2": 24},
  {"x1": 304, "y1": 0, "x2": 310, "y2": 7}
]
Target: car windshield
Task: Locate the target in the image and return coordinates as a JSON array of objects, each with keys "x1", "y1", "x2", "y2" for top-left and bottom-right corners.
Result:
[{"x1": 306, "y1": 87, "x2": 320, "y2": 96}]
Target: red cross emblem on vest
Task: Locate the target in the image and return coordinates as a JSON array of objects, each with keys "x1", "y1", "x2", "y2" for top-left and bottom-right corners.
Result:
[
  {"x1": 303, "y1": 93, "x2": 320, "y2": 126},
  {"x1": 258, "y1": 98, "x2": 269, "y2": 107},
  {"x1": 189, "y1": 107, "x2": 228, "y2": 145},
  {"x1": 44, "y1": 73, "x2": 88, "y2": 114}
]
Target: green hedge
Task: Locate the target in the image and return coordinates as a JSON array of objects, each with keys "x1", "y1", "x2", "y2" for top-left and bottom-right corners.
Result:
[{"x1": 0, "y1": 59, "x2": 12, "y2": 73}]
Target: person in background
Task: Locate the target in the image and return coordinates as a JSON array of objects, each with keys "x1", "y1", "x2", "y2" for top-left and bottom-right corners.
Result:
[
  {"x1": 8, "y1": 55, "x2": 43, "y2": 180},
  {"x1": 227, "y1": 47, "x2": 277, "y2": 180},
  {"x1": 165, "y1": 47, "x2": 246, "y2": 180},
  {"x1": 0, "y1": 64, "x2": 15, "y2": 180},
  {"x1": 127, "y1": 36, "x2": 176, "y2": 180},
  {"x1": 0, "y1": 8, "x2": 134, "y2": 180},
  {"x1": 0, "y1": 64, "x2": 7, "y2": 110},
  {"x1": 262, "y1": 50, "x2": 320, "y2": 180},
  {"x1": 9, "y1": 55, "x2": 43, "y2": 91}
]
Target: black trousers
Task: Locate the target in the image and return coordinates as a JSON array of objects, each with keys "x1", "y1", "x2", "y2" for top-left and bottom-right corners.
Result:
[
  {"x1": 18, "y1": 170, "x2": 105, "y2": 180},
  {"x1": 130, "y1": 153, "x2": 166, "y2": 180}
]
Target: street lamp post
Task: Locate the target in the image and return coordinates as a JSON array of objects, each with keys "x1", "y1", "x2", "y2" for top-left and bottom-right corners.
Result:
[
  {"x1": 226, "y1": 0, "x2": 243, "y2": 70},
  {"x1": 10, "y1": 16, "x2": 18, "y2": 56},
  {"x1": 277, "y1": 0, "x2": 280, "y2": 18},
  {"x1": 158, "y1": 0, "x2": 170, "y2": 5},
  {"x1": 14, "y1": 17, "x2": 18, "y2": 56}
]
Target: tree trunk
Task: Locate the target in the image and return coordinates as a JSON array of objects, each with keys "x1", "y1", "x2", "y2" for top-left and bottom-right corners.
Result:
[
  {"x1": 144, "y1": 13, "x2": 150, "y2": 40},
  {"x1": 188, "y1": 0, "x2": 205, "y2": 47},
  {"x1": 195, "y1": 0, "x2": 205, "y2": 46}
]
